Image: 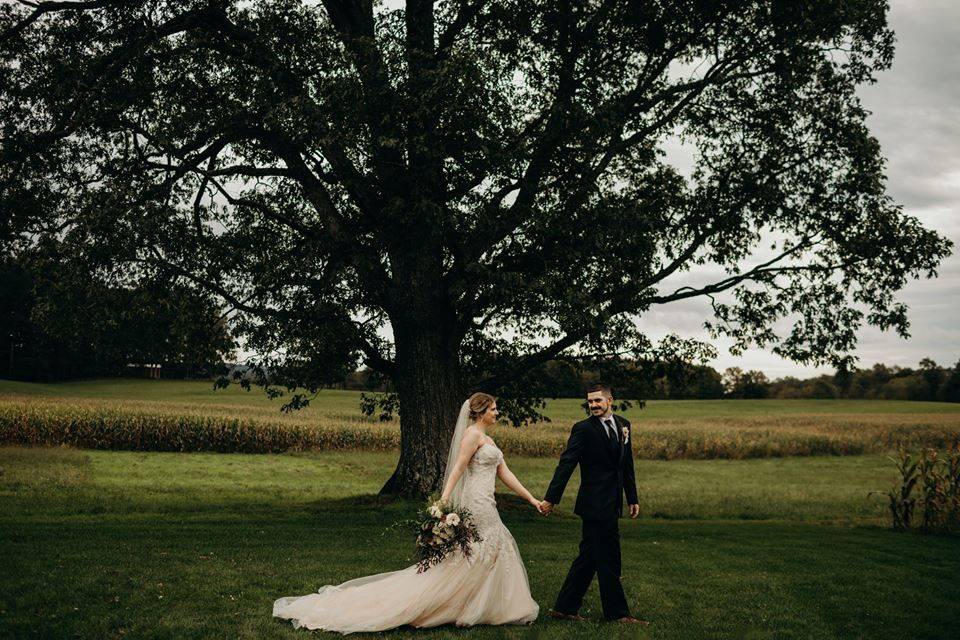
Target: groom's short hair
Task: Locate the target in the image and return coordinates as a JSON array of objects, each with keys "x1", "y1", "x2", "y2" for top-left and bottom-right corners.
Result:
[{"x1": 586, "y1": 383, "x2": 613, "y2": 397}]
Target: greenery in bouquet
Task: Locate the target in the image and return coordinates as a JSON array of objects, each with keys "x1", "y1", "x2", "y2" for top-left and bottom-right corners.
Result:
[{"x1": 413, "y1": 499, "x2": 483, "y2": 573}]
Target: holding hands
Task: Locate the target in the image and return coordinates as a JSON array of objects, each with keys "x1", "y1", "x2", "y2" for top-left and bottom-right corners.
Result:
[
  {"x1": 527, "y1": 497, "x2": 549, "y2": 514},
  {"x1": 535, "y1": 500, "x2": 637, "y2": 518}
]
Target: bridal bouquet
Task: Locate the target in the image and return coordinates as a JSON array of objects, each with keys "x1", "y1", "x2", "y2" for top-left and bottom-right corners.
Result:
[{"x1": 413, "y1": 499, "x2": 483, "y2": 573}]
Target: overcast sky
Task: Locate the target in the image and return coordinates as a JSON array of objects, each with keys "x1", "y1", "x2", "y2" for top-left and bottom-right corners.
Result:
[{"x1": 645, "y1": 0, "x2": 960, "y2": 378}]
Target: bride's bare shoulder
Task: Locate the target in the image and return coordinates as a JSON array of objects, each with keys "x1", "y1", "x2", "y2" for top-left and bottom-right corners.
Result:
[
  {"x1": 461, "y1": 426, "x2": 483, "y2": 445},
  {"x1": 463, "y1": 426, "x2": 494, "y2": 449}
]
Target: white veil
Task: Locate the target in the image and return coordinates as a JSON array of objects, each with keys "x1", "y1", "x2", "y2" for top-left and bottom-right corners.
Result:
[{"x1": 440, "y1": 398, "x2": 472, "y2": 506}]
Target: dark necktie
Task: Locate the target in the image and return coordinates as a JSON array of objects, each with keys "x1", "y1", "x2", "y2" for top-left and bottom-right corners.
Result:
[{"x1": 603, "y1": 418, "x2": 619, "y2": 456}]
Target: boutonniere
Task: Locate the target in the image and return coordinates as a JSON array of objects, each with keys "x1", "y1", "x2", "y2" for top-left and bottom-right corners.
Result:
[{"x1": 621, "y1": 426, "x2": 629, "y2": 444}]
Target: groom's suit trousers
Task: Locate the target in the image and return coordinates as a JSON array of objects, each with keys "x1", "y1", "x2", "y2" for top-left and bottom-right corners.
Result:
[{"x1": 554, "y1": 517, "x2": 630, "y2": 620}]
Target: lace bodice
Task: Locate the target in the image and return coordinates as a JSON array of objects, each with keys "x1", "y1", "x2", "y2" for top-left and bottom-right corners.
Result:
[{"x1": 458, "y1": 442, "x2": 510, "y2": 566}]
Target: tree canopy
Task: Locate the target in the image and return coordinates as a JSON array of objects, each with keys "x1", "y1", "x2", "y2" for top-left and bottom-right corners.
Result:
[{"x1": 1, "y1": 0, "x2": 952, "y2": 495}]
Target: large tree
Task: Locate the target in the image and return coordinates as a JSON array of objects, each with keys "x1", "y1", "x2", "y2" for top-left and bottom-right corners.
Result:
[{"x1": 0, "y1": 0, "x2": 952, "y2": 496}]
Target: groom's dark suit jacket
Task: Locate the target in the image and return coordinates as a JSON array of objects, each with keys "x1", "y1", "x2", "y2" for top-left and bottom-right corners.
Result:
[{"x1": 545, "y1": 414, "x2": 639, "y2": 520}]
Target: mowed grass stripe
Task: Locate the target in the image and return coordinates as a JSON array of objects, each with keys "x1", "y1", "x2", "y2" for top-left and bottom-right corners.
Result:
[{"x1": 0, "y1": 447, "x2": 909, "y2": 524}]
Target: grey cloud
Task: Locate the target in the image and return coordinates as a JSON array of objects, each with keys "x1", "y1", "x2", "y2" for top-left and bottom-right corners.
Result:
[{"x1": 858, "y1": 1, "x2": 960, "y2": 210}]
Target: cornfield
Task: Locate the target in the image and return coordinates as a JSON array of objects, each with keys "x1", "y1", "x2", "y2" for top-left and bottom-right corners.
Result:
[
  {"x1": 878, "y1": 442, "x2": 960, "y2": 533},
  {"x1": 2, "y1": 396, "x2": 959, "y2": 459}
]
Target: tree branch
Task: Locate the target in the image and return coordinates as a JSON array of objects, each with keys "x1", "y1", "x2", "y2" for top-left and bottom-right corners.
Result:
[
  {"x1": 436, "y1": 0, "x2": 484, "y2": 61},
  {"x1": 142, "y1": 249, "x2": 397, "y2": 377},
  {"x1": 321, "y1": 0, "x2": 405, "y2": 181},
  {"x1": 456, "y1": 1, "x2": 581, "y2": 283},
  {"x1": 475, "y1": 235, "x2": 818, "y2": 391},
  {"x1": 127, "y1": 121, "x2": 394, "y2": 309},
  {"x1": 2, "y1": 0, "x2": 119, "y2": 42}
]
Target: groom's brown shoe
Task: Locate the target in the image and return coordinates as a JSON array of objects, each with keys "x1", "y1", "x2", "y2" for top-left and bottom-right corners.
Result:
[
  {"x1": 548, "y1": 610, "x2": 586, "y2": 621},
  {"x1": 616, "y1": 616, "x2": 651, "y2": 625}
]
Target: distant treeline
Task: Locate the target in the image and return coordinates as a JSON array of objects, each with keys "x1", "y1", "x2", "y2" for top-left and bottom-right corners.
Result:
[
  {"x1": 723, "y1": 361, "x2": 960, "y2": 402},
  {"x1": 343, "y1": 358, "x2": 960, "y2": 403},
  {"x1": 1, "y1": 247, "x2": 234, "y2": 381}
]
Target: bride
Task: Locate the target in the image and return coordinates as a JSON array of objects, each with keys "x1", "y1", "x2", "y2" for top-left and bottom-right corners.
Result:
[{"x1": 273, "y1": 392, "x2": 542, "y2": 633}]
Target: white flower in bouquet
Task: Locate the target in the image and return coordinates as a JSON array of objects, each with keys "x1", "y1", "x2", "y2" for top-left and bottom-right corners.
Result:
[{"x1": 412, "y1": 503, "x2": 483, "y2": 573}]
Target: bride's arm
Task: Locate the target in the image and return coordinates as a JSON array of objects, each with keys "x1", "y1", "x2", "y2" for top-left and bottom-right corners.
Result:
[
  {"x1": 440, "y1": 429, "x2": 482, "y2": 503},
  {"x1": 496, "y1": 461, "x2": 539, "y2": 507}
]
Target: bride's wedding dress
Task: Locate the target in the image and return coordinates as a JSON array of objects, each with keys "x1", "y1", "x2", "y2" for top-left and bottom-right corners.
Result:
[{"x1": 272, "y1": 441, "x2": 539, "y2": 633}]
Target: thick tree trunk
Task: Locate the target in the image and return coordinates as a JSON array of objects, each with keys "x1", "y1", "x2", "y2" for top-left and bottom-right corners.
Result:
[
  {"x1": 379, "y1": 326, "x2": 464, "y2": 497},
  {"x1": 379, "y1": 252, "x2": 465, "y2": 498}
]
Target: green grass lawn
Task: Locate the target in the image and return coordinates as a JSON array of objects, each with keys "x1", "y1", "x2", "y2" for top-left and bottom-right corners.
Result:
[{"x1": 2, "y1": 445, "x2": 958, "y2": 639}]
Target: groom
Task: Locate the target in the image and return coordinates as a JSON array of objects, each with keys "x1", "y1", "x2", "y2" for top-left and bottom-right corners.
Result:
[{"x1": 540, "y1": 383, "x2": 648, "y2": 625}]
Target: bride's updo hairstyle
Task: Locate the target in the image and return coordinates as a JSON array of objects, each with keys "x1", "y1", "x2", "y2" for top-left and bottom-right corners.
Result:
[{"x1": 468, "y1": 392, "x2": 496, "y2": 421}]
